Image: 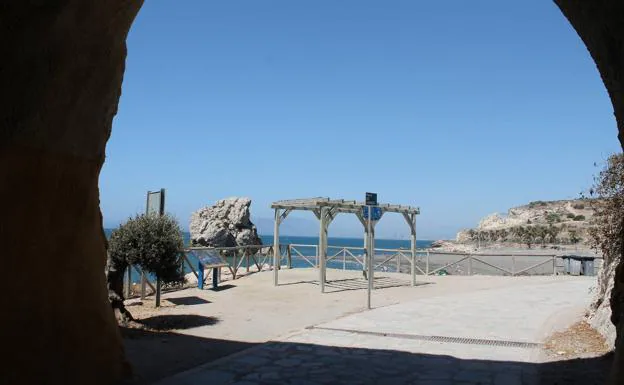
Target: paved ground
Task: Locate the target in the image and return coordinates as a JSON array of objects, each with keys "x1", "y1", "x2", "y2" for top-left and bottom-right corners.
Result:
[{"x1": 148, "y1": 269, "x2": 596, "y2": 385}]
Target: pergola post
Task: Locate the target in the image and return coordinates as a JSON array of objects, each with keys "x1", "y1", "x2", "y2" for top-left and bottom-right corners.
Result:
[
  {"x1": 319, "y1": 207, "x2": 327, "y2": 293},
  {"x1": 410, "y1": 214, "x2": 417, "y2": 286},
  {"x1": 366, "y1": 207, "x2": 375, "y2": 309},
  {"x1": 403, "y1": 212, "x2": 417, "y2": 286},
  {"x1": 356, "y1": 212, "x2": 369, "y2": 275},
  {"x1": 273, "y1": 208, "x2": 280, "y2": 286}
]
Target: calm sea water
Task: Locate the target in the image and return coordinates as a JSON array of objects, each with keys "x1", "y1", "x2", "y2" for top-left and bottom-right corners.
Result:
[
  {"x1": 104, "y1": 229, "x2": 432, "y2": 282},
  {"x1": 104, "y1": 229, "x2": 432, "y2": 250}
]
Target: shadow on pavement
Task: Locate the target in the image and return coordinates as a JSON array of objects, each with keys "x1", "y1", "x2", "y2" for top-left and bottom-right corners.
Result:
[
  {"x1": 166, "y1": 296, "x2": 211, "y2": 306},
  {"x1": 213, "y1": 284, "x2": 237, "y2": 292},
  {"x1": 315, "y1": 277, "x2": 432, "y2": 292},
  {"x1": 122, "y1": 327, "x2": 613, "y2": 385},
  {"x1": 121, "y1": 327, "x2": 257, "y2": 385},
  {"x1": 137, "y1": 314, "x2": 219, "y2": 331}
]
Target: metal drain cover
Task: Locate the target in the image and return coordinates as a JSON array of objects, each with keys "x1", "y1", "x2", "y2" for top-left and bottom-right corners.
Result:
[{"x1": 309, "y1": 326, "x2": 542, "y2": 349}]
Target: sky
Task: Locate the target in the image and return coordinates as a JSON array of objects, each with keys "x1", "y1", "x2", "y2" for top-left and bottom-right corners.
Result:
[{"x1": 100, "y1": 1, "x2": 621, "y2": 239}]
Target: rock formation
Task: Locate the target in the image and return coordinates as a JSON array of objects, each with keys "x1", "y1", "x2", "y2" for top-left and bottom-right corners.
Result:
[
  {"x1": 555, "y1": 2, "x2": 624, "y2": 383},
  {"x1": 588, "y1": 257, "x2": 619, "y2": 349},
  {"x1": 1, "y1": 1, "x2": 143, "y2": 384},
  {"x1": 190, "y1": 197, "x2": 262, "y2": 248}
]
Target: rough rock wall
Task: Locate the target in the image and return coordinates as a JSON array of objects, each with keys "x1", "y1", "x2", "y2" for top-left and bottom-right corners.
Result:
[
  {"x1": 554, "y1": 1, "x2": 624, "y2": 384},
  {"x1": 190, "y1": 197, "x2": 262, "y2": 248},
  {"x1": 588, "y1": 258, "x2": 619, "y2": 349},
  {"x1": 0, "y1": 2, "x2": 143, "y2": 384}
]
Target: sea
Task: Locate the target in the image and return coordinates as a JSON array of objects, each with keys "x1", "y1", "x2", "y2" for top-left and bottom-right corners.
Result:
[{"x1": 104, "y1": 229, "x2": 433, "y2": 282}]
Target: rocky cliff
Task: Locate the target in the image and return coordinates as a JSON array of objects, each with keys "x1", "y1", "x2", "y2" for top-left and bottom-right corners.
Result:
[{"x1": 456, "y1": 199, "x2": 596, "y2": 247}]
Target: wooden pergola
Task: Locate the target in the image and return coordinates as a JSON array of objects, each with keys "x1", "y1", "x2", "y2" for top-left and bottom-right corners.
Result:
[{"x1": 270, "y1": 197, "x2": 420, "y2": 294}]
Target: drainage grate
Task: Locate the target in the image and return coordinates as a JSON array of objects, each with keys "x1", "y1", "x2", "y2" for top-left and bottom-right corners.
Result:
[{"x1": 308, "y1": 326, "x2": 542, "y2": 349}]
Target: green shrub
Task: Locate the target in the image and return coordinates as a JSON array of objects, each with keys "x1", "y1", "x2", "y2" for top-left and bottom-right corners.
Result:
[
  {"x1": 574, "y1": 215, "x2": 586, "y2": 221},
  {"x1": 573, "y1": 203, "x2": 585, "y2": 210},
  {"x1": 546, "y1": 212, "x2": 562, "y2": 224},
  {"x1": 108, "y1": 213, "x2": 185, "y2": 284},
  {"x1": 567, "y1": 213, "x2": 576, "y2": 219}
]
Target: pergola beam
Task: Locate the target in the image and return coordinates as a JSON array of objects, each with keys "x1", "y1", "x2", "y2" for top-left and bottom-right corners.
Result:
[{"x1": 272, "y1": 198, "x2": 419, "y2": 215}]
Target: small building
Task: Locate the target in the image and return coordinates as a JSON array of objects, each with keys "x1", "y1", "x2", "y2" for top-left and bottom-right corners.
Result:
[{"x1": 560, "y1": 255, "x2": 597, "y2": 276}]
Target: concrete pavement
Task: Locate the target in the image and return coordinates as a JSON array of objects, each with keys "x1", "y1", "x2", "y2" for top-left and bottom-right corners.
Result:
[{"x1": 153, "y1": 272, "x2": 595, "y2": 385}]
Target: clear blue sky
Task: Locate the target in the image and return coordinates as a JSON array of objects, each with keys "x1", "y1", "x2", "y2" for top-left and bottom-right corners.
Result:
[{"x1": 100, "y1": 0, "x2": 621, "y2": 239}]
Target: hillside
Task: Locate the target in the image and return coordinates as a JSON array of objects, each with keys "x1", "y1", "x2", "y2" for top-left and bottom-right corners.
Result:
[{"x1": 456, "y1": 199, "x2": 597, "y2": 247}]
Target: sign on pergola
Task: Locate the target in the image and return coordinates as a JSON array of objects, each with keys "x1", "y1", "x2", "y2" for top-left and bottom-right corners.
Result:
[{"x1": 270, "y1": 197, "x2": 420, "y2": 304}]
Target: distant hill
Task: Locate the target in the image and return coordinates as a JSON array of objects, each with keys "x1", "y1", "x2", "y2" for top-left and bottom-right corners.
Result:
[{"x1": 456, "y1": 199, "x2": 597, "y2": 247}]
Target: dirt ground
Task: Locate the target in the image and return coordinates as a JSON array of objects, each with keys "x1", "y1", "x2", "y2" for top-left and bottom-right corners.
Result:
[{"x1": 538, "y1": 321, "x2": 613, "y2": 385}]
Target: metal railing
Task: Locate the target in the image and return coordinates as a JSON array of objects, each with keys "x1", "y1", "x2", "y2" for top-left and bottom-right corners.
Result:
[
  {"x1": 124, "y1": 244, "x2": 602, "y2": 300},
  {"x1": 282, "y1": 245, "x2": 601, "y2": 277},
  {"x1": 124, "y1": 244, "x2": 286, "y2": 299},
  {"x1": 422, "y1": 250, "x2": 602, "y2": 276}
]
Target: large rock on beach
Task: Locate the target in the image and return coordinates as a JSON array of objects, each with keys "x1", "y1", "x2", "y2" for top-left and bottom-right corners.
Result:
[{"x1": 190, "y1": 197, "x2": 262, "y2": 248}]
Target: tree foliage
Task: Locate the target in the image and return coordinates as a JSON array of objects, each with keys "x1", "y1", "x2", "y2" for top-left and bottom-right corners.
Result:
[
  {"x1": 108, "y1": 213, "x2": 185, "y2": 284},
  {"x1": 587, "y1": 153, "x2": 624, "y2": 265}
]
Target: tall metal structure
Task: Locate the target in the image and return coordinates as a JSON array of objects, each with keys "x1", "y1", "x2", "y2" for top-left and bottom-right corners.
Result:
[{"x1": 270, "y1": 198, "x2": 420, "y2": 299}]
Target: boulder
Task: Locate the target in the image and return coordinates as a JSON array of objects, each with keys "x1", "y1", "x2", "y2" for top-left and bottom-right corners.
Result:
[
  {"x1": 430, "y1": 240, "x2": 445, "y2": 248},
  {"x1": 190, "y1": 197, "x2": 262, "y2": 248}
]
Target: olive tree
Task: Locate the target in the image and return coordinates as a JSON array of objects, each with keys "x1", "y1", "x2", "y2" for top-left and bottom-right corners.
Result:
[{"x1": 106, "y1": 213, "x2": 185, "y2": 322}]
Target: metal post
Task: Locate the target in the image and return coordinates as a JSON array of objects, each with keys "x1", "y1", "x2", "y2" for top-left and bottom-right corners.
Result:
[
  {"x1": 426, "y1": 250, "x2": 430, "y2": 275},
  {"x1": 287, "y1": 245, "x2": 292, "y2": 269},
  {"x1": 319, "y1": 207, "x2": 327, "y2": 293},
  {"x1": 343, "y1": 248, "x2": 346, "y2": 270},
  {"x1": 512, "y1": 256, "x2": 516, "y2": 276},
  {"x1": 212, "y1": 267, "x2": 219, "y2": 289},
  {"x1": 553, "y1": 256, "x2": 557, "y2": 276},
  {"x1": 273, "y1": 209, "x2": 280, "y2": 286},
  {"x1": 198, "y1": 260, "x2": 204, "y2": 289},
  {"x1": 363, "y1": 228, "x2": 368, "y2": 275},
  {"x1": 468, "y1": 255, "x2": 473, "y2": 276},
  {"x1": 246, "y1": 248, "x2": 250, "y2": 273},
  {"x1": 367, "y1": 205, "x2": 374, "y2": 309}
]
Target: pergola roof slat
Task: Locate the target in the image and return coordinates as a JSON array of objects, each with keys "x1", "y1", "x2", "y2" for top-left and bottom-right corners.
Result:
[{"x1": 271, "y1": 197, "x2": 419, "y2": 215}]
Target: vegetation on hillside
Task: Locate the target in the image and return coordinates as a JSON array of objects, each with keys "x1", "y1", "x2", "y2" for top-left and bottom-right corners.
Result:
[
  {"x1": 587, "y1": 153, "x2": 624, "y2": 260},
  {"x1": 457, "y1": 195, "x2": 599, "y2": 248},
  {"x1": 463, "y1": 224, "x2": 573, "y2": 249}
]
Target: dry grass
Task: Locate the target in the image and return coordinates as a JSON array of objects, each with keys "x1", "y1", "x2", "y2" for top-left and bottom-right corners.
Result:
[{"x1": 543, "y1": 320, "x2": 610, "y2": 359}]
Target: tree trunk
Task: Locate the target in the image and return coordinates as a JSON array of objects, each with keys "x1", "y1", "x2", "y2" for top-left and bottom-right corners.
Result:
[
  {"x1": 0, "y1": 2, "x2": 143, "y2": 384},
  {"x1": 554, "y1": 1, "x2": 624, "y2": 384},
  {"x1": 105, "y1": 252, "x2": 135, "y2": 323}
]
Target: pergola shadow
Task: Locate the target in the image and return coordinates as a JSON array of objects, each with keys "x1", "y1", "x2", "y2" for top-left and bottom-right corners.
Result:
[{"x1": 308, "y1": 276, "x2": 432, "y2": 293}]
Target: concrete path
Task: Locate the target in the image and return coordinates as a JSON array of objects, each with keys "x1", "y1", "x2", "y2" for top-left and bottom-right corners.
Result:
[{"x1": 154, "y1": 275, "x2": 594, "y2": 385}]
